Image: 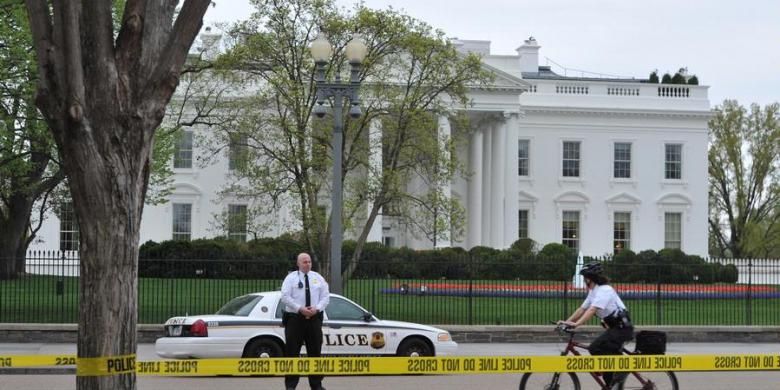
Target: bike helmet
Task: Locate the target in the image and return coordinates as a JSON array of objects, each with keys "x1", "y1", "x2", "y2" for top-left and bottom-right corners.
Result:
[{"x1": 579, "y1": 262, "x2": 603, "y2": 277}]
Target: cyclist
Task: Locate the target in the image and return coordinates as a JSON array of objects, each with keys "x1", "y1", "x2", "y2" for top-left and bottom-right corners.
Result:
[{"x1": 559, "y1": 262, "x2": 634, "y2": 389}]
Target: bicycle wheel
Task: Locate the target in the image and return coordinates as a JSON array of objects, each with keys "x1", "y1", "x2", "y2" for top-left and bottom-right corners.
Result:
[
  {"x1": 618, "y1": 371, "x2": 678, "y2": 390},
  {"x1": 519, "y1": 372, "x2": 581, "y2": 390}
]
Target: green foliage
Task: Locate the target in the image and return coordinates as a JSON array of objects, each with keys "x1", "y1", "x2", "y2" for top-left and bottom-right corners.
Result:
[
  {"x1": 145, "y1": 128, "x2": 177, "y2": 205},
  {"x1": 648, "y1": 71, "x2": 659, "y2": 83},
  {"x1": 138, "y1": 237, "x2": 742, "y2": 284},
  {"x1": 609, "y1": 248, "x2": 738, "y2": 283},
  {"x1": 708, "y1": 100, "x2": 780, "y2": 258},
  {"x1": 671, "y1": 72, "x2": 686, "y2": 84},
  {"x1": 209, "y1": 0, "x2": 493, "y2": 276},
  {"x1": 538, "y1": 242, "x2": 575, "y2": 259},
  {"x1": 0, "y1": 2, "x2": 63, "y2": 266},
  {"x1": 509, "y1": 238, "x2": 538, "y2": 256},
  {"x1": 658, "y1": 70, "x2": 696, "y2": 85}
]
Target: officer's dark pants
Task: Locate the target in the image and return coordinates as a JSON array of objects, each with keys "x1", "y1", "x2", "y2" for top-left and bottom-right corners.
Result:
[
  {"x1": 588, "y1": 326, "x2": 634, "y2": 386},
  {"x1": 284, "y1": 313, "x2": 324, "y2": 389}
]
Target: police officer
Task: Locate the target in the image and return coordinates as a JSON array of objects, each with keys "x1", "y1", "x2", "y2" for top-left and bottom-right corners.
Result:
[
  {"x1": 559, "y1": 262, "x2": 634, "y2": 389},
  {"x1": 281, "y1": 253, "x2": 330, "y2": 390}
]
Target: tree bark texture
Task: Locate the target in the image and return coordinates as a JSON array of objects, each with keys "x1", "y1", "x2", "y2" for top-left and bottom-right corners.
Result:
[
  {"x1": 23, "y1": 1, "x2": 212, "y2": 389},
  {"x1": 0, "y1": 193, "x2": 33, "y2": 279},
  {"x1": 0, "y1": 148, "x2": 59, "y2": 279}
]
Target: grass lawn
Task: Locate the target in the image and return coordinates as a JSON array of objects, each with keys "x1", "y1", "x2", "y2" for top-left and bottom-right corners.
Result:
[{"x1": 1, "y1": 275, "x2": 778, "y2": 325}]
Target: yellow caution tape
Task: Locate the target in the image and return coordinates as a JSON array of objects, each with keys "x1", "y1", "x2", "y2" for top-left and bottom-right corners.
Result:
[
  {"x1": 2, "y1": 354, "x2": 780, "y2": 376},
  {"x1": 0, "y1": 355, "x2": 76, "y2": 368},
  {"x1": 76, "y1": 354, "x2": 136, "y2": 376}
]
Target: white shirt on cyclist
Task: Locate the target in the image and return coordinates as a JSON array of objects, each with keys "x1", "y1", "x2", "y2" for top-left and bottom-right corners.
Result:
[{"x1": 581, "y1": 284, "x2": 626, "y2": 319}]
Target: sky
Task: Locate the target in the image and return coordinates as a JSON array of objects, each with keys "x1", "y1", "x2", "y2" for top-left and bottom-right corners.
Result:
[{"x1": 203, "y1": 0, "x2": 780, "y2": 107}]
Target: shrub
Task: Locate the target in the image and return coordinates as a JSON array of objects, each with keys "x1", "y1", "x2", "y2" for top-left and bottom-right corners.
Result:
[
  {"x1": 510, "y1": 238, "x2": 538, "y2": 256},
  {"x1": 661, "y1": 73, "x2": 673, "y2": 83},
  {"x1": 671, "y1": 72, "x2": 686, "y2": 84},
  {"x1": 720, "y1": 264, "x2": 739, "y2": 283},
  {"x1": 608, "y1": 249, "x2": 640, "y2": 282},
  {"x1": 648, "y1": 71, "x2": 659, "y2": 83},
  {"x1": 537, "y1": 243, "x2": 577, "y2": 280}
]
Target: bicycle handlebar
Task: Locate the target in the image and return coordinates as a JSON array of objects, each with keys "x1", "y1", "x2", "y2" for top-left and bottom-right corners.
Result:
[{"x1": 551, "y1": 320, "x2": 576, "y2": 334}]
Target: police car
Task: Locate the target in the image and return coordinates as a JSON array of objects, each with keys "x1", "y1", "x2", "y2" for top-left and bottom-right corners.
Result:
[{"x1": 155, "y1": 291, "x2": 457, "y2": 359}]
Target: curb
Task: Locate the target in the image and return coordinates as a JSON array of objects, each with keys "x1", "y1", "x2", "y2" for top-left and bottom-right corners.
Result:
[
  {"x1": 0, "y1": 367, "x2": 75, "y2": 375},
  {"x1": 2, "y1": 324, "x2": 779, "y2": 344}
]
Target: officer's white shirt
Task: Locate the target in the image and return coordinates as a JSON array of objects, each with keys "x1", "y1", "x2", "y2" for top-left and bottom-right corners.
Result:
[
  {"x1": 281, "y1": 270, "x2": 330, "y2": 314},
  {"x1": 581, "y1": 284, "x2": 626, "y2": 319}
]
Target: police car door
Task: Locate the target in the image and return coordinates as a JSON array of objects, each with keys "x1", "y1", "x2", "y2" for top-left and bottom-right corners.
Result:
[
  {"x1": 323, "y1": 296, "x2": 385, "y2": 355},
  {"x1": 275, "y1": 296, "x2": 329, "y2": 356}
]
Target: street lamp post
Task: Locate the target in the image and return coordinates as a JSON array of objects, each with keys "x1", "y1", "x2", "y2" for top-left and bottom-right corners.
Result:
[{"x1": 310, "y1": 33, "x2": 367, "y2": 294}]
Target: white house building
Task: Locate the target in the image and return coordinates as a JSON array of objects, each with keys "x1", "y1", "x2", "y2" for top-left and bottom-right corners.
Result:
[{"x1": 29, "y1": 37, "x2": 711, "y2": 257}]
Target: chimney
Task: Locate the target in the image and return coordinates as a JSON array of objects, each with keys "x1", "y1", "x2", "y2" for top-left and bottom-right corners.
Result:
[{"x1": 516, "y1": 36, "x2": 540, "y2": 73}]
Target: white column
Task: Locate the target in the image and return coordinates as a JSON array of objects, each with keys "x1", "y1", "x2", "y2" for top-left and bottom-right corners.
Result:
[
  {"x1": 436, "y1": 115, "x2": 452, "y2": 248},
  {"x1": 491, "y1": 120, "x2": 506, "y2": 248},
  {"x1": 504, "y1": 111, "x2": 520, "y2": 247},
  {"x1": 481, "y1": 126, "x2": 492, "y2": 245},
  {"x1": 468, "y1": 129, "x2": 483, "y2": 248},
  {"x1": 367, "y1": 119, "x2": 383, "y2": 242}
]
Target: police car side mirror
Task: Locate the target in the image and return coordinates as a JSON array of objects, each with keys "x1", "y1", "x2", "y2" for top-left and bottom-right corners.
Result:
[{"x1": 363, "y1": 312, "x2": 374, "y2": 322}]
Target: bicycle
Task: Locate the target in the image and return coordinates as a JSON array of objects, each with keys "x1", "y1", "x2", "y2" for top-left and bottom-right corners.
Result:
[{"x1": 518, "y1": 324, "x2": 679, "y2": 390}]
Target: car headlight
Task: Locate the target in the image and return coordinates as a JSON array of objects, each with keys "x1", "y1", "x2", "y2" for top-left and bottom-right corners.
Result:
[{"x1": 437, "y1": 332, "x2": 451, "y2": 342}]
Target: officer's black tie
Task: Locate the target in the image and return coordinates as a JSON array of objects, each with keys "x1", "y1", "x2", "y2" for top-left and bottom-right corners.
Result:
[{"x1": 304, "y1": 274, "x2": 311, "y2": 307}]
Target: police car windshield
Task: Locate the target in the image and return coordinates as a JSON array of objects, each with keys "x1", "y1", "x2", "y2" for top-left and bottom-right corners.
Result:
[{"x1": 216, "y1": 295, "x2": 262, "y2": 316}]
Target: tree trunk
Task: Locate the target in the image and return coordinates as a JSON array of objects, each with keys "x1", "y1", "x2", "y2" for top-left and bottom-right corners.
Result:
[
  {"x1": 344, "y1": 200, "x2": 383, "y2": 281},
  {"x1": 0, "y1": 194, "x2": 35, "y2": 280},
  {"x1": 76, "y1": 177, "x2": 141, "y2": 390},
  {"x1": 61, "y1": 119, "x2": 149, "y2": 390},
  {"x1": 23, "y1": 2, "x2": 213, "y2": 388}
]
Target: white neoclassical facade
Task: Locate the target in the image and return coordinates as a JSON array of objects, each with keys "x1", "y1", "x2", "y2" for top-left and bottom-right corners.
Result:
[{"x1": 29, "y1": 37, "x2": 711, "y2": 257}]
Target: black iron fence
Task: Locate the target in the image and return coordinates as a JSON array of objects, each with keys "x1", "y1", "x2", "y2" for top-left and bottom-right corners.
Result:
[{"x1": 1, "y1": 252, "x2": 779, "y2": 325}]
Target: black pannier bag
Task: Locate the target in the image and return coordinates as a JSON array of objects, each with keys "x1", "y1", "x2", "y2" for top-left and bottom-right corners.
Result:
[{"x1": 635, "y1": 330, "x2": 667, "y2": 354}]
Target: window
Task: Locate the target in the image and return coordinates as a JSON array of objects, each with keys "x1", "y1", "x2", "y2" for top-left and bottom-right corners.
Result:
[
  {"x1": 518, "y1": 210, "x2": 529, "y2": 239},
  {"x1": 613, "y1": 142, "x2": 632, "y2": 178},
  {"x1": 325, "y1": 296, "x2": 368, "y2": 321},
  {"x1": 228, "y1": 204, "x2": 248, "y2": 242},
  {"x1": 383, "y1": 236, "x2": 395, "y2": 247},
  {"x1": 518, "y1": 140, "x2": 530, "y2": 176},
  {"x1": 664, "y1": 212, "x2": 682, "y2": 249},
  {"x1": 59, "y1": 201, "x2": 79, "y2": 251},
  {"x1": 665, "y1": 144, "x2": 682, "y2": 179},
  {"x1": 172, "y1": 203, "x2": 192, "y2": 241},
  {"x1": 173, "y1": 130, "x2": 193, "y2": 169},
  {"x1": 562, "y1": 141, "x2": 580, "y2": 177},
  {"x1": 217, "y1": 295, "x2": 261, "y2": 316},
  {"x1": 613, "y1": 212, "x2": 631, "y2": 253},
  {"x1": 228, "y1": 133, "x2": 248, "y2": 171},
  {"x1": 561, "y1": 211, "x2": 580, "y2": 250}
]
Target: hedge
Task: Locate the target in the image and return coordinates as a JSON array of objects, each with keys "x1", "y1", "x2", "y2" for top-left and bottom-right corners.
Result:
[{"x1": 137, "y1": 238, "x2": 737, "y2": 283}]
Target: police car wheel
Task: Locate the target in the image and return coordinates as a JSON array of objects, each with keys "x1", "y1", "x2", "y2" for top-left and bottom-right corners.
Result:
[
  {"x1": 243, "y1": 338, "x2": 283, "y2": 358},
  {"x1": 396, "y1": 338, "x2": 432, "y2": 357}
]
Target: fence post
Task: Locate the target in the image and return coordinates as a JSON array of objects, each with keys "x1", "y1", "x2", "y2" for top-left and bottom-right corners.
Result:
[
  {"x1": 468, "y1": 255, "x2": 473, "y2": 326},
  {"x1": 57, "y1": 251, "x2": 65, "y2": 296},
  {"x1": 563, "y1": 279, "x2": 569, "y2": 320},
  {"x1": 746, "y1": 259, "x2": 753, "y2": 325},
  {"x1": 655, "y1": 265, "x2": 662, "y2": 325},
  {"x1": 371, "y1": 277, "x2": 376, "y2": 315}
]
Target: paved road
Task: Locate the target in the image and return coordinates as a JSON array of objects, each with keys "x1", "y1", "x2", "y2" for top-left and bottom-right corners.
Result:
[{"x1": 2, "y1": 343, "x2": 779, "y2": 389}]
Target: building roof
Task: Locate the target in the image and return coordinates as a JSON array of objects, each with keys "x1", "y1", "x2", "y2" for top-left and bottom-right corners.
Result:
[{"x1": 522, "y1": 66, "x2": 648, "y2": 83}]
